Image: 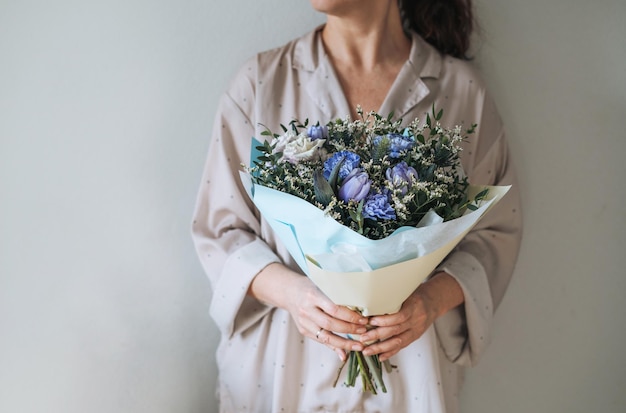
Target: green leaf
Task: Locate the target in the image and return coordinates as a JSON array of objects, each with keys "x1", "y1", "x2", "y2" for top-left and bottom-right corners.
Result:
[
  {"x1": 327, "y1": 156, "x2": 345, "y2": 192},
  {"x1": 475, "y1": 188, "x2": 489, "y2": 201},
  {"x1": 348, "y1": 201, "x2": 366, "y2": 234},
  {"x1": 313, "y1": 170, "x2": 334, "y2": 206}
]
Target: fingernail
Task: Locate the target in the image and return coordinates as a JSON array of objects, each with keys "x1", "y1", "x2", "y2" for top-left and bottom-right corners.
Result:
[
  {"x1": 359, "y1": 318, "x2": 368, "y2": 324},
  {"x1": 356, "y1": 327, "x2": 367, "y2": 334},
  {"x1": 352, "y1": 344, "x2": 363, "y2": 351}
]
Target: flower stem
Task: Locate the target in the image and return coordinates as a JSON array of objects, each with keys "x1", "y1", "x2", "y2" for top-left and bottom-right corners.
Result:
[
  {"x1": 364, "y1": 354, "x2": 387, "y2": 393},
  {"x1": 347, "y1": 351, "x2": 358, "y2": 387},
  {"x1": 333, "y1": 357, "x2": 348, "y2": 388},
  {"x1": 355, "y1": 351, "x2": 377, "y2": 395}
]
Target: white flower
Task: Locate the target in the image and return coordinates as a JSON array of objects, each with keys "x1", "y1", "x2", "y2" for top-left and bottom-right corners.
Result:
[
  {"x1": 273, "y1": 131, "x2": 325, "y2": 164},
  {"x1": 271, "y1": 130, "x2": 297, "y2": 155}
]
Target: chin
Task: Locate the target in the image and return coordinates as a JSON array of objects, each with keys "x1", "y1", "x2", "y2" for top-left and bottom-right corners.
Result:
[{"x1": 309, "y1": 0, "x2": 365, "y2": 15}]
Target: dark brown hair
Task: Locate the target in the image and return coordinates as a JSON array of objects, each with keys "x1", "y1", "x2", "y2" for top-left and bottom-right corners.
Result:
[{"x1": 398, "y1": 0, "x2": 474, "y2": 59}]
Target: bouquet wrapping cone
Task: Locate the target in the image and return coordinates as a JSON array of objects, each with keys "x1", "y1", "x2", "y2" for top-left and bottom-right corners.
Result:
[{"x1": 241, "y1": 171, "x2": 509, "y2": 316}]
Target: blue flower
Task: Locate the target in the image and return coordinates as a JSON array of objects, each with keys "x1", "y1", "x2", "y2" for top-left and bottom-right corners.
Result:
[
  {"x1": 373, "y1": 133, "x2": 415, "y2": 158},
  {"x1": 386, "y1": 161, "x2": 418, "y2": 195},
  {"x1": 363, "y1": 191, "x2": 396, "y2": 221},
  {"x1": 307, "y1": 124, "x2": 328, "y2": 141},
  {"x1": 338, "y1": 168, "x2": 371, "y2": 202},
  {"x1": 323, "y1": 151, "x2": 360, "y2": 180}
]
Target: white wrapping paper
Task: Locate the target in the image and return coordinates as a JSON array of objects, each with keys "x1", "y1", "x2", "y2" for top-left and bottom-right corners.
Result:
[{"x1": 241, "y1": 172, "x2": 509, "y2": 316}]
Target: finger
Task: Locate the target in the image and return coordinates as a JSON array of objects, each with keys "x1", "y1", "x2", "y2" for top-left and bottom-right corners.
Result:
[
  {"x1": 308, "y1": 306, "x2": 369, "y2": 336},
  {"x1": 316, "y1": 328, "x2": 365, "y2": 352},
  {"x1": 316, "y1": 299, "x2": 370, "y2": 326},
  {"x1": 358, "y1": 323, "x2": 407, "y2": 343},
  {"x1": 368, "y1": 310, "x2": 412, "y2": 328},
  {"x1": 362, "y1": 330, "x2": 415, "y2": 359},
  {"x1": 295, "y1": 300, "x2": 361, "y2": 336},
  {"x1": 300, "y1": 316, "x2": 365, "y2": 352},
  {"x1": 366, "y1": 346, "x2": 401, "y2": 362},
  {"x1": 334, "y1": 348, "x2": 347, "y2": 362}
]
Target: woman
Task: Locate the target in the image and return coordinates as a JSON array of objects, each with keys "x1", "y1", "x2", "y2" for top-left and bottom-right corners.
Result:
[{"x1": 192, "y1": 0, "x2": 522, "y2": 411}]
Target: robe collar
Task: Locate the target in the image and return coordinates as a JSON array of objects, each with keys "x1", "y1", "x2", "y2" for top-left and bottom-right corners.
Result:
[{"x1": 293, "y1": 25, "x2": 443, "y2": 120}]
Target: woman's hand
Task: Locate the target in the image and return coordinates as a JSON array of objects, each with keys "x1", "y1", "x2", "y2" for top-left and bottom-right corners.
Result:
[
  {"x1": 248, "y1": 263, "x2": 368, "y2": 360},
  {"x1": 359, "y1": 272, "x2": 465, "y2": 361},
  {"x1": 285, "y1": 275, "x2": 369, "y2": 360}
]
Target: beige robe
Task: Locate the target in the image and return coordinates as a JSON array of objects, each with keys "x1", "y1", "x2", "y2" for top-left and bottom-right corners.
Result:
[{"x1": 192, "y1": 26, "x2": 522, "y2": 413}]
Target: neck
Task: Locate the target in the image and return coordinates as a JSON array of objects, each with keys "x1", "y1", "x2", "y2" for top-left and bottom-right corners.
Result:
[{"x1": 321, "y1": 1, "x2": 410, "y2": 70}]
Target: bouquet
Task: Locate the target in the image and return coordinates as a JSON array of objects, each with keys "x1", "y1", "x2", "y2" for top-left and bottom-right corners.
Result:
[{"x1": 240, "y1": 106, "x2": 509, "y2": 393}]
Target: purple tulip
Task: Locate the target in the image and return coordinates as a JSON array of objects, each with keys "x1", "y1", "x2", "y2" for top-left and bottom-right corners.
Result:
[
  {"x1": 307, "y1": 124, "x2": 328, "y2": 141},
  {"x1": 386, "y1": 161, "x2": 418, "y2": 194},
  {"x1": 338, "y1": 168, "x2": 371, "y2": 202}
]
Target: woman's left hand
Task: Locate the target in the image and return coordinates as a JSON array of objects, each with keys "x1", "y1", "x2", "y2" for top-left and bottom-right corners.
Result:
[{"x1": 359, "y1": 272, "x2": 465, "y2": 361}]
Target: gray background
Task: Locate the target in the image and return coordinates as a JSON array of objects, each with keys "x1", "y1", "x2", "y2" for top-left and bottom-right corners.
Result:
[{"x1": 1, "y1": 0, "x2": 625, "y2": 412}]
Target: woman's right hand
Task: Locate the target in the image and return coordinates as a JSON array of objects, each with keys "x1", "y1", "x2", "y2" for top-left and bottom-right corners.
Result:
[{"x1": 249, "y1": 263, "x2": 368, "y2": 361}]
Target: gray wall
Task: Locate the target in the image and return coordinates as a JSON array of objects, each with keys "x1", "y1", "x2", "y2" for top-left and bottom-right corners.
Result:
[{"x1": 1, "y1": 0, "x2": 624, "y2": 412}]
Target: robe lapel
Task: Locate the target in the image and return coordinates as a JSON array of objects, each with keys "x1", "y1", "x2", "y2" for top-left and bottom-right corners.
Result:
[
  {"x1": 297, "y1": 28, "x2": 352, "y2": 119},
  {"x1": 305, "y1": 56, "x2": 352, "y2": 119},
  {"x1": 380, "y1": 33, "x2": 443, "y2": 121},
  {"x1": 379, "y1": 61, "x2": 430, "y2": 120}
]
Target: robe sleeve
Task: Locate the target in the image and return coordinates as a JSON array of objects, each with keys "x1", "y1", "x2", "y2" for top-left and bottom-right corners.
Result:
[
  {"x1": 433, "y1": 92, "x2": 523, "y2": 367},
  {"x1": 191, "y1": 59, "x2": 279, "y2": 338}
]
